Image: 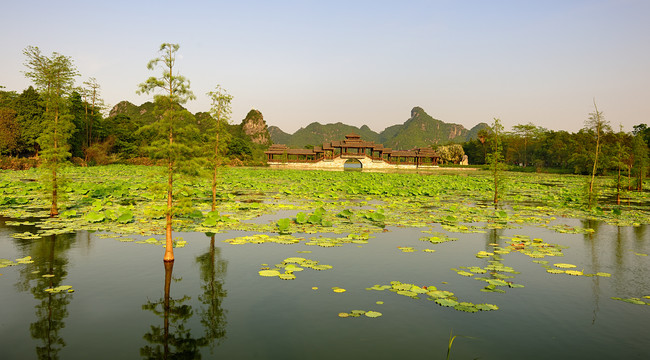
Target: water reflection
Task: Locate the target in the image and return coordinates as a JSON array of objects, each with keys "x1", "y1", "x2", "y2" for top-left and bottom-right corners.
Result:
[
  {"x1": 195, "y1": 235, "x2": 228, "y2": 349},
  {"x1": 141, "y1": 261, "x2": 204, "y2": 359},
  {"x1": 16, "y1": 233, "x2": 76, "y2": 360},
  {"x1": 141, "y1": 234, "x2": 228, "y2": 359}
]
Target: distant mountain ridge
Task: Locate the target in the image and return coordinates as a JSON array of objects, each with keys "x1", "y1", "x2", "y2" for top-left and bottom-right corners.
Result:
[{"x1": 268, "y1": 107, "x2": 489, "y2": 149}]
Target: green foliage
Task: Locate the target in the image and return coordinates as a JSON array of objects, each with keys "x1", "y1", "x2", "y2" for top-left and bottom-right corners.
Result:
[
  {"x1": 0, "y1": 108, "x2": 20, "y2": 155},
  {"x1": 137, "y1": 43, "x2": 198, "y2": 260},
  {"x1": 486, "y1": 118, "x2": 506, "y2": 204},
  {"x1": 23, "y1": 46, "x2": 80, "y2": 216}
]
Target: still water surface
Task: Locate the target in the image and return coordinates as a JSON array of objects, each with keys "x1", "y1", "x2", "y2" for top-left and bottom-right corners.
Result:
[{"x1": 0, "y1": 217, "x2": 648, "y2": 359}]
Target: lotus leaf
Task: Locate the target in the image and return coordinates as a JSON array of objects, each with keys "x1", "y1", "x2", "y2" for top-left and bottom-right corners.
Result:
[
  {"x1": 454, "y1": 304, "x2": 479, "y2": 313},
  {"x1": 278, "y1": 273, "x2": 296, "y2": 280},
  {"x1": 554, "y1": 263, "x2": 577, "y2": 269},
  {"x1": 284, "y1": 264, "x2": 304, "y2": 272},
  {"x1": 565, "y1": 270, "x2": 583, "y2": 276},
  {"x1": 486, "y1": 279, "x2": 508, "y2": 286},
  {"x1": 396, "y1": 290, "x2": 418, "y2": 297},
  {"x1": 410, "y1": 285, "x2": 428, "y2": 294},
  {"x1": 611, "y1": 297, "x2": 647, "y2": 305},
  {"x1": 365, "y1": 311, "x2": 382, "y2": 318},
  {"x1": 475, "y1": 303, "x2": 499, "y2": 311},
  {"x1": 435, "y1": 298, "x2": 459, "y2": 307},
  {"x1": 259, "y1": 270, "x2": 281, "y2": 277},
  {"x1": 295, "y1": 212, "x2": 308, "y2": 224},
  {"x1": 427, "y1": 290, "x2": 453, "y2": 298},
  {"x1": 284, "y1": 257, "x2": 306, "y2": 264},
  {"x1": 85, "y1": 211, "x2": 105, "y2": 223}
]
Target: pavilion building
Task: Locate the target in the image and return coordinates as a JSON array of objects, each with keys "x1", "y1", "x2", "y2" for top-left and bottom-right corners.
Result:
[{"x1": 265, "y1": 134, "x2": 440, "y2": 170}]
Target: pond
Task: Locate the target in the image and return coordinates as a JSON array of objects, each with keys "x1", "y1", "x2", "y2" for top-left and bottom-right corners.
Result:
[{"x1": 1, "y1": 216, "x2": 648, "y2": 359}]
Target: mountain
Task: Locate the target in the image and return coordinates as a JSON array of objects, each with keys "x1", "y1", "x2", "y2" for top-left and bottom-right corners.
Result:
[
  {"x1": 379, "y1": 107, "x2": 469, "y2": 149},
  {"x1": 109, "y1": 100, "x2": 157, "y2": 125},
  {"x1": 241, "y1": 109, "x2": 271, "y2": 146},
  {"x1": 268, "y1": 126, "x2": 292, "y2": 145},
  {"x1": 466, "y1": 122, "x2": 491, "y2": 141},
  {"x1": 277, "y1": 122, "x2": 380, "y2": 148},
  {"x1": 269, "y1": 107, "x2": 485, "y2": 149}
]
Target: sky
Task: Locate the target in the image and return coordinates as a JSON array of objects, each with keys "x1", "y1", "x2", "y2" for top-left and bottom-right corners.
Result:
[{"x1": 2, "y1": 0, "x2": 649, "y2": 134}]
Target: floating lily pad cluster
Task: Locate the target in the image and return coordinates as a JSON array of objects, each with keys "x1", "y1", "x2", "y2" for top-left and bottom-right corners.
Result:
[
  {"x1": 450, "y1": 263, "x2": 524, "y2": 293},
  {"x1": 499, "y1": 235, "x2": 566, "y2": 259},
  {"x1": 225, "y1": 234, "x2": 304, "y2": 245},
  {"x1": 258, "y1": 257, "x2": 333, "y2": 280},
  {"x1": 366, "y1": 281, "x2": 499, "y2": 313},
  {"x1": 610, "y1": 296, "x2": 650, "y2": 305},
  {"x1": 420, "y1": 231, "x2": 458, "y2": 244},
  {"x1": 45, "y1": 285, "x2": 75, "y2": 294},
  {"x1": 338, "y1": 310, "x2": 382, "y2": 318},
  {"x1": 1, "y1": 256, "x2": 35, "y2": 268},
  {"x1": 134, "y1": 237, "x2": 187, "y2": 248}
]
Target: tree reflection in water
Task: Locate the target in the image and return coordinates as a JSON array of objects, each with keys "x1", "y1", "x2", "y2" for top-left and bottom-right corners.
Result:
[
  {"x1": 141, "y1": 234, "x2": 228, "y2": 359},
  {"x1": 16, "y1": 234, "x2": 76, "y2": 360},
  {"x1": 195, "y1": 235, "x2": 228, "y2": 349}
]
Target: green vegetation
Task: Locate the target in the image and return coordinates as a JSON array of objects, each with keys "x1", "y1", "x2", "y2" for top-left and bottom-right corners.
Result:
[
  {"x1": 23, "y1": 46, "x2": 80, "y2": 216},
  {"x1": 205, "y1": 85, "x2": 233, "y2": 210},
  {"x1": 486, "y1": 118, "x2": 506, "y2": 205},
  {"x1": 137, "y1": 43, "x2": 198, "y2": 262}
]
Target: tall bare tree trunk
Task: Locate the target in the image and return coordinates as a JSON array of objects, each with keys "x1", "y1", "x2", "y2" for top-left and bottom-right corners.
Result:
[
  {"x1": 212, "y1": 133, "x2": 219, "y2": 211},
  {"x1": 163, "y1": 127, "x2": 174, "y2": 262},
  {"x1": 50, "y1": 109, "x2": 59, "y2": 217}
]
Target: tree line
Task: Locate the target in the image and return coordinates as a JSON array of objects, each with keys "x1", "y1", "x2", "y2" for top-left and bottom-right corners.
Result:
[
  {"x1": 462, "y1": 116, "x2": 650, "y2": 191},
  {"x1": 0, "y1": 55, "x2": 267, "y2": 168}
]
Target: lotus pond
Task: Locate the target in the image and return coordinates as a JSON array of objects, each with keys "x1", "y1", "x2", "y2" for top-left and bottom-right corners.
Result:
[{"x1": 0, "y1": 166, "x2": 649, "y2": 359}]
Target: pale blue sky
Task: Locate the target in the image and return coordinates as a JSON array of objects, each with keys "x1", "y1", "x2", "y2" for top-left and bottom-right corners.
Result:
[{"x1": 2, "y1": 0, "x2": 649, "y2": 133}]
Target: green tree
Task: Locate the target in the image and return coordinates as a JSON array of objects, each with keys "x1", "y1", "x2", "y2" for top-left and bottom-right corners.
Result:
[
  {"x1": 631, "y1": 133, "x2": 649, "y2": 191},
  {"x1": 0, "y1": 108, "x2": 20, "y2": 155},
  {"x1": 81, "y1": 77, "x2": 103, "y2": 148},
  {"x1": 612, "y1": 126, "x2": 631, "y2": 205},
  {"x1": 14, "y1": 86, "x2": 45, "y2": 156},
  {"x1": 585, "y1": 101, "x2": 610, "y2": 208},
  {"x1": 205, "y1": 85, "x2": 233, "y2": 211},
  {"x1": 512, "y1": 123, "x2": 541, "y2": 167},
  {"x1": 226, "y1": 137, "x2": 252, "y2": 158},
  {"x1": 486, "y1": 118, "x2": 506, "y2": 205},
  {"x1": 68, "y1": 91, "x2": 85, "y2": 158},
  {"x1": 632, "y1": 124, "x2": 650, "y2": 148},
  {"x1": 23, "y1": 46, "x2": 79, "y2": 216},
  {"x1": 137, "y1": 43, "x2": 197, "y2": 262},
  {"x1": 102, "y1": 114, "x2": 139, "y2": 157}
]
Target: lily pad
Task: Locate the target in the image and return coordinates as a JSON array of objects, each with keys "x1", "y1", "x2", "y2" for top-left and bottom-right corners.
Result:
[
  {"x1": 365, "y1": 311, "x2": 382, "y2": 318},
  {"x1": 259, "y1": 270, "x2": 281, "y2": 277},
  {"x1": 554, "y1": 263, "x2": 577, "y2": 269},
  {"x1": 435, "y1": 298, "x2": 459, "y2": 307}
]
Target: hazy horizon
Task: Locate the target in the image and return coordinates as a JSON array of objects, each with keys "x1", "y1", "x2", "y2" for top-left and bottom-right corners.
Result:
[{"x1": 2, "y1": 0, "x2": 649, "y2": 134}]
